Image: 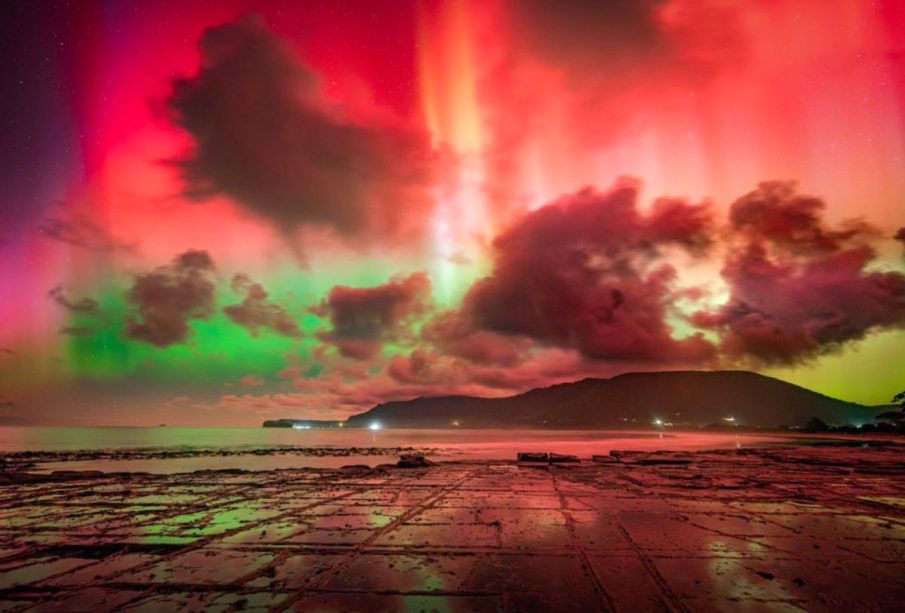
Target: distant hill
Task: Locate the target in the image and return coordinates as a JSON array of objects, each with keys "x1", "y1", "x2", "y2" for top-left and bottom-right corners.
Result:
[{"x1": 343, "y1": 371, "x2": 876, "y2": 429}]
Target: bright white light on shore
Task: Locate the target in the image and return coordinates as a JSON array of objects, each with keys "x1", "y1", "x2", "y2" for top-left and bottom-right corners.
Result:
[
  {"x1": 369, "y1": 421, "x2": 382, "y2": 431},
  {"x1": 653, "y1": 418, "x2": 663, "y2": 426},
  {"x1": 723, "y1": 416, "x2": 736, "y2": 423}
]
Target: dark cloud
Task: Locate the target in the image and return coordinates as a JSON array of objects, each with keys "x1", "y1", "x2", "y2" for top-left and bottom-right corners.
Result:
[
  {"x1": 512, "y1": 0, "x2": 667, "y2": 71},
  {"x1": 224, "y1": 274, "x2": 301, "y2": 338},
  {"x1": 124, "y1": 250, "x2": 217, "y2": 348},
  {"x1": 729, "y1": 182, "x2": 876, "y2": 255},
  {"x1": 168, "y1": 14, "x2": 436, "y2": 247},
  {"x1": 387, "y1": 349, "x2": 434, "y2": 384},
  {"x1": 48, "y1": 286, "x2": 100, "y2": 316},
  {"x1": 510, "y1": 0, "x2": 743, "y2": 84},
  {"x1": 693, "y1": 183, "x2": 905, "y2": 365},
  {"x1": 39, "y1": 213, "x2": 136, "y2": 253},
  {"x1": 458, "y1": 178, "x2": 714, "y2": 362},
  {"x1": 314, "y1": 272, "x2": 431, "y2": 360}
]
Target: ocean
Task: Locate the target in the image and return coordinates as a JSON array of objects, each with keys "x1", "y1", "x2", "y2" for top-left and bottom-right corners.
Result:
[{"x1": 0, "y1": 427, "x2": 791, "y2": 473}]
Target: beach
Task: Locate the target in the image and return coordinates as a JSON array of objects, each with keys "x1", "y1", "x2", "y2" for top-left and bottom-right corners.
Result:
[{"x1": 0, "y1": 438, "x2": 903, "y2": 611}]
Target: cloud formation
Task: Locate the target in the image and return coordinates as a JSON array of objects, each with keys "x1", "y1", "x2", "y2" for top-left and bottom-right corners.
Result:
[
  {"x1": 224, "y1": 274, "x2": 301, "y2": 338},
  {"x1": 512, "y1": 0, "x2": 667, "y2": 72},
  {"x1": 168, "y1": 15, "x2": 436, "y2": 248},
  {"x1": 728, "y1": 182, "x2": 875, "y2": 255},
  {"x1": 48, "y1": 286, "x2": 100, "y2": 316},
  {"x1": 895, "y1": 228, "x2": 905, "y2": 254},
  {"x1": 39, "y1": 213, "x2": 135, "y2": 253},
  {"x1": 387, "y1": 348, "x2": 436, "y2": 385},
  {"x1": 125, "y1": 250, "x2": 217, "y2": 347},
  {"x1": 693, "y1": 182, "x2": 905, "y2": 364},
  {"x1": 457, "y1": 179, "x2": 715, "y2": 362},
  {"x1": 239, "y1": 375, "x2": 266, "y2": 387},
  {"x1": 509, "y1": 0, "x2": 743, "y2": 90},
  {"x1": 314, "y1": 272, "x2": 431, "y2": 359},
  {"x1": 255, "y1": 178, "x2": 905, "y2": 421},
  {"x1": 422, "y1": 310, "x2": 530, "y2": 366}
]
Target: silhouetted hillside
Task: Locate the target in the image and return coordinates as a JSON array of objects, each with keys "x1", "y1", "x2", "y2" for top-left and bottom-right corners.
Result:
[{"x1": 344, "y1": 371, "x2": 874, "y2": 429}]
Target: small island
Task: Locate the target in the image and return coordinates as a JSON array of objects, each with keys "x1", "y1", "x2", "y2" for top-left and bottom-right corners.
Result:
[{"x1": 262, "y1": 419, "x2": 347, "y2": 429}]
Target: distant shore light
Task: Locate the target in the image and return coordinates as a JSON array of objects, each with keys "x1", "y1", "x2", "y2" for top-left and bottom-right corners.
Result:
[{"x1": 369, "y1": 421, "x2": 382, "y2": 431}]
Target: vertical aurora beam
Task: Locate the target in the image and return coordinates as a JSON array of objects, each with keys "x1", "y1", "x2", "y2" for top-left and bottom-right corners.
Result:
[{"x1": 417, "y1": 0, "x2": 489, "y2": 306}]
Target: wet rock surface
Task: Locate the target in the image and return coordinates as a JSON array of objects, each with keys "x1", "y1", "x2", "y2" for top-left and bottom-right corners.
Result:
[
  {"x1": 396, "y1": 454, "x2": 434, "y2": 469},
  {"x1": 0, "y1": 445, "x2": 902, "y2": 611},
  {"x1": 516, "y1": 452, "x2": 580, "y2": 463},
  {"x1": 0, "y1": 446, "x2": 445, "y2": 472}
]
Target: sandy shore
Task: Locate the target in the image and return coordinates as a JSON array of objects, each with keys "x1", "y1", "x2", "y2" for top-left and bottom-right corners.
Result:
[{"x1": 0, "y1": 444, "x2": 903, "y2": 611}]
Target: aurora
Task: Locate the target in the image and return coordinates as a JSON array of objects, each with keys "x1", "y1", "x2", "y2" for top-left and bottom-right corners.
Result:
[{"x1": 1, "y1": 0, "x2": 904, "y2": 426}]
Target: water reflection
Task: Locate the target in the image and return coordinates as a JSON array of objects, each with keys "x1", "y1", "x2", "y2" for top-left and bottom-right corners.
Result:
[
  {"x1": 0, "y1": 427, "x2": 789, "y2": 454},
  {"x1": 3, "y1": 428, "x2": 794, "y2": 474}
]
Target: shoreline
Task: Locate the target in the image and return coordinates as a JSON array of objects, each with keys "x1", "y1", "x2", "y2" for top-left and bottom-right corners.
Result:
[{"x1": 1, "y1": 431, "x2": 903, "y2": 475}]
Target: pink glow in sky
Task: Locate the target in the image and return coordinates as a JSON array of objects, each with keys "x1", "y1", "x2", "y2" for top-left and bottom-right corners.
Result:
[{"x1": 1, "y1": 0, "x2": 904, "y2": 425}]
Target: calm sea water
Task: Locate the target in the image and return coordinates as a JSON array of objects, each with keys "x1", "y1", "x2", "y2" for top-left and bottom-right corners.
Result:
[{"x1": 0, "y1": 427, "x2": 790, "y2": 473}]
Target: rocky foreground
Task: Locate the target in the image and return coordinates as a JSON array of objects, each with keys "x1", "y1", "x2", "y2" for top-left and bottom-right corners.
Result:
[
  {"x1": 0, "y1": 446, "x2": 444, "y2": 473},
  {"x1": 0, "y1": 445, "x2": 903, "y2": 611}
]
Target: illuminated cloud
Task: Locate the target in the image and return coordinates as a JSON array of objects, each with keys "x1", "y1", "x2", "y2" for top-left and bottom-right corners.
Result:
[
  {"x1": 239, "y1": 375, "x2": 266, "y2": 387},
  {"x1": 694, "y1": 183, "x2": 905, "y2": 364},
  {"x1": 422, "y1": 310, "x2": 530, "y2": 366},
  {"x1": 124, "y1": 250, "x2": 217, "y2": 348},
  {"x1": 314, "y1": 272, "x2": 432, "y2": 360},
  {"x1": 274, "y1": 363, "x2": 512, "y2": 420},
  {"x1": 168, "y1": 15, "x2": 437, "y2": 248},
  {"x1": 458, "y1": 179, "x2": 715, "y2": 362},
  {"x1": 48, "y1": 286, "x2": 100, "y2": 316},
  {"x1": 224, "y1": 274, "x2": 301, "y2": 338},
  {"x1": 387, "y1": 349, "x2": 436, "y2": 385}
]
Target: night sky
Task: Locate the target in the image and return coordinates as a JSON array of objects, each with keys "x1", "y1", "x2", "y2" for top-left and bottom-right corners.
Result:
[{"x1": 1, "y1": 0, "x2": 904, "y2": 425}]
